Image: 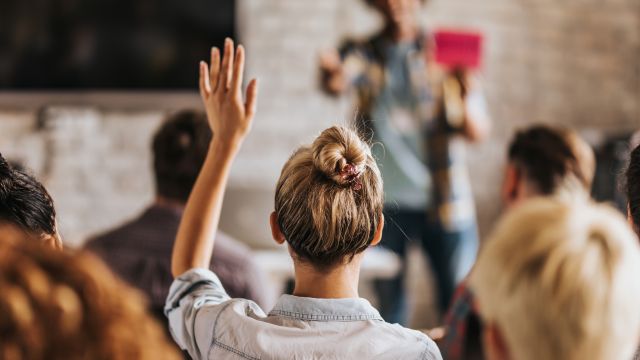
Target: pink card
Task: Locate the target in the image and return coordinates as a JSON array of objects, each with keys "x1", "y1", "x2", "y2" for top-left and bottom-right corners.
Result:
[{"x1": 433, "y1": 29, "x2": 484, "y2": 70}]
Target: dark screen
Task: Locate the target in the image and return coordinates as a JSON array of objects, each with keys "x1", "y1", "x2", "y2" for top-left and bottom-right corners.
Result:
[{"x1": 0, "y1": 0, "x2": 234, "y2": 89}]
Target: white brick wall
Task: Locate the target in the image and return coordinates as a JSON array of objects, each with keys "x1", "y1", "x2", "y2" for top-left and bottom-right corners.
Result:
[{"x1": 0, "y1": 0, "x2": 638, "y2": 250}]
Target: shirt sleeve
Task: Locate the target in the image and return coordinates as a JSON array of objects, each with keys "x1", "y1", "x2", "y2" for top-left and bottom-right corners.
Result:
[{"x1": 164, "y1": 268, "x2": 232, "y2": 359}]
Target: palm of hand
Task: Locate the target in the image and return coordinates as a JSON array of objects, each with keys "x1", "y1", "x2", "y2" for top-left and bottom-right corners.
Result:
[{"x1": 199, "y1": 38, "x2": 258, "y2": 147}]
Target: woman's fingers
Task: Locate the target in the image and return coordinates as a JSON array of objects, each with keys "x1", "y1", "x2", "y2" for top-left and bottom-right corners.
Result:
[
  {"x1": 231, "y1": 45, "x2": 245, "y2": 99},
  {"x1": 199, "y1": 61, "x2": 210, "y2": 98},
  {"x1": 218, "y1": 38, "x2": 234, "y2": 93},
  {"x1": 244, "y1": 78, "x2": 259, "y2": 119},
  {"x1": 204, "y1": 39, "x2": 256, "y2": 123},
  {"x1": 210, "y1": 47, "x2": 221, "y2": 92}
]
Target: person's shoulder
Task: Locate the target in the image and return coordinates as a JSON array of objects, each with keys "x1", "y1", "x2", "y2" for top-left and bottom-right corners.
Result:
[
  {"x1": 85, "y1": 206, "x2": 174, "y2": 250},
  {"x1": 84, "y1": 221, "x2": 138, "y2": 253},
  {"x1": 377, "y1": 323, "x2": 443, "y2": 359},
  {"x1": 84, "y1": 227, "x2": 121, "y2": 251},
  {"x1": 196, "y1": 296, "x2": 267, "y2": 327}
]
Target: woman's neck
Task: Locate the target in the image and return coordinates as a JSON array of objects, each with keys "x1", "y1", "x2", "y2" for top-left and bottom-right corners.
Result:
[{"x1": 292, "y1": 255, "x2": 363, "y2": 298}]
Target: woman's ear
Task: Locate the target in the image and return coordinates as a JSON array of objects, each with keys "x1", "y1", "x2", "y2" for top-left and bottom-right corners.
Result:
[
  {"x1": 370, "y1": 215, "x2": 385, "y2": 247},
  {"x1": 270, "y1": 212, "x2": 286, "y2": 245}
]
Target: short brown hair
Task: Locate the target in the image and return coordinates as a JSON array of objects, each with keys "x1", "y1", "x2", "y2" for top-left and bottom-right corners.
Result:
[
  {"x1": 153, "y1": 110, "x2": 212, "y2": 203},
  {"x1": 0, "y1": 235, "x2": 181, "y2": 359},
  {"x1": 274, "y1": 126, "x2": 383, "y2": 271},
  {"x1": 508, "y1": 126, "x2": 592, "y2": 195}
]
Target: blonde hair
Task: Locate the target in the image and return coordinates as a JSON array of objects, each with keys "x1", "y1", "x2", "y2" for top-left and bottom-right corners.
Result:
[
  {"x1": 470, "y1": 197, "x2": 640, "y2": 360},
  {"x1": 0, "y1": 234, "x2": 181, "y2": 360},
  {"x1": 274, "y1": 126, "x2": 383, "y2": 270}
]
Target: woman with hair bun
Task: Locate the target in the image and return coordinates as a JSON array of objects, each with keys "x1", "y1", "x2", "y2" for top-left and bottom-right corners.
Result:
[{"x1": 166, "y1": 39, "x2": 442, "y2": 359}]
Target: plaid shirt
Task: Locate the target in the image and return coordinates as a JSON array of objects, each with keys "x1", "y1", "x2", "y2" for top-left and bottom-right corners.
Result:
[
  {"x1": 441, "y1": 281, "x2": 484, "y2": 360},
  {"x1": 339, "y1": 30, "x2": 477, "y2": 231}
]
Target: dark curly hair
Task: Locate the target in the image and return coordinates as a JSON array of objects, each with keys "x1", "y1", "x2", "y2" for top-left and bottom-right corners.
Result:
[{"x1": 0, "y1": 154, "x2": 57, "y2": 239}]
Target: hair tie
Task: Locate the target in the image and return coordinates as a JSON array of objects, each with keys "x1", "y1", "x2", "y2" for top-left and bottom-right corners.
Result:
[{"x1": 340, "y1": 164, "x2": 363, "y2": 191}]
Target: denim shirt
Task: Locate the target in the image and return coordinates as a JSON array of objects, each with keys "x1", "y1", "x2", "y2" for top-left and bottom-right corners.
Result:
[{"x1": 165, "y1": 268, "x2": 443, "y2": 360}]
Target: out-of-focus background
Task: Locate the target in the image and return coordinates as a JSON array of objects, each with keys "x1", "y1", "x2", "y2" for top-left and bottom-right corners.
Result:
[{"x1": 1, "y1": 0, "x2": 639, "y2": 328}]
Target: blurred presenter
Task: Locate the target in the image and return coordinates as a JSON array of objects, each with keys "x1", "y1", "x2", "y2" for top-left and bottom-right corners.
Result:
[{"x1": 319, "y1": 0, "x2": 491, "y2": 325}]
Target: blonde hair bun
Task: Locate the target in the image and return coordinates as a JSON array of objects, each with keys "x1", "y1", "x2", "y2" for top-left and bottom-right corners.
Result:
[
  {"x1": 311, "y1": 126, "x2": 368, "y2": 186},
  {"x1": 275, "y1": 125, "x2": 383, "y2": 270}
]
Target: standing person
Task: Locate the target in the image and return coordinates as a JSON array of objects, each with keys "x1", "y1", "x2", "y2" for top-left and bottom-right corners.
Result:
[
  {"x1": 166, "y1": 39, "x2": 442, "y2": 359},
  {"x1": 320, "y1": 0, "x2": 491, "y2": 324},
  {"x1": 85, "y1": 110, "x2": 273, "y2": 323}
]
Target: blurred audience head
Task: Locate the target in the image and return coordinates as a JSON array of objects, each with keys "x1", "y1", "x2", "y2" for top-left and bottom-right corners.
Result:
[
  {"x1": 502, "y1": 125, "x2": 594, "y2": 207},
  {"x1": 0, "y1": 154, "x2": 61, "y2": 249},
  {"x1": 365, "y1": 0, "x2": 424, "y2": 25},
  {"x1": 470, "y1": 197, "x2": 640, "y2": 360},
  {"x1": 627, "y1": 143, "x2": 640, "y2": 236},
  {"x1": 0, "y1": 235, "x2": 181, "y2": 359},
  {"x1": 153, "y1": 110, "x2": 212, "y2": 205},
  {"x1": 273, "y1": 126, "x2": 384, "y2": 271}
]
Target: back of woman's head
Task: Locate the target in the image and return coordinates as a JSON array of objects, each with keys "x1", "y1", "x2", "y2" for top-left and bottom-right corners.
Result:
[
  {"x1": 0, "y1": 236, "x2": 180, "y2": 360},
  {"x1": 274, "y1": 126, "x2": 383, "y2": 271},
  {"x1": 0, "y1": 154, "x2": 58, "y2": 245}
]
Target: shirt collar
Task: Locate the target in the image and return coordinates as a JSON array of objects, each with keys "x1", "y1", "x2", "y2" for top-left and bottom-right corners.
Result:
[{"x1": 269, "y1": 294, "x2": 384, "y2": 322}]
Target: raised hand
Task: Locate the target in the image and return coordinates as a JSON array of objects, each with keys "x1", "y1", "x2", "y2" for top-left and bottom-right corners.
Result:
[
  {"x1": 319, "y1": 48, "x2": 346, "y2": 95},
  {"x1": 199, "y1": 38, "x2": 259, "y2": 150},
  {"x1": 172, "y1": 39, "x2": 258, "y2": 277}
]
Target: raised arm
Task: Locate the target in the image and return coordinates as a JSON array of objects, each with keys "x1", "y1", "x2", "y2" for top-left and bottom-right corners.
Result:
[
  {"x1": 460, "y1": 71, "x2": 491, "y2": 142},
  {"x1": 171, "y1": 38, "x2": 259, "y2": 277},
  {"x1": 319, "y1": 48, "x2": 347, "y2": 96}
]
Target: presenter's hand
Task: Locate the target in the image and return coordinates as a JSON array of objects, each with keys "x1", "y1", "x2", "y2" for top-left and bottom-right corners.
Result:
[
  {"x1": 319, "y1": 48, "x2": 346, "y2": 95},
  {"x1": 446, "y1": 68, "x2": 490, "y2": 141},
  {"x1": 199, "y1": 38, "x2": 259, "y2": 151},
  {"x1": 447, "y1": 67, "x2": 478, "y2": 98}
]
